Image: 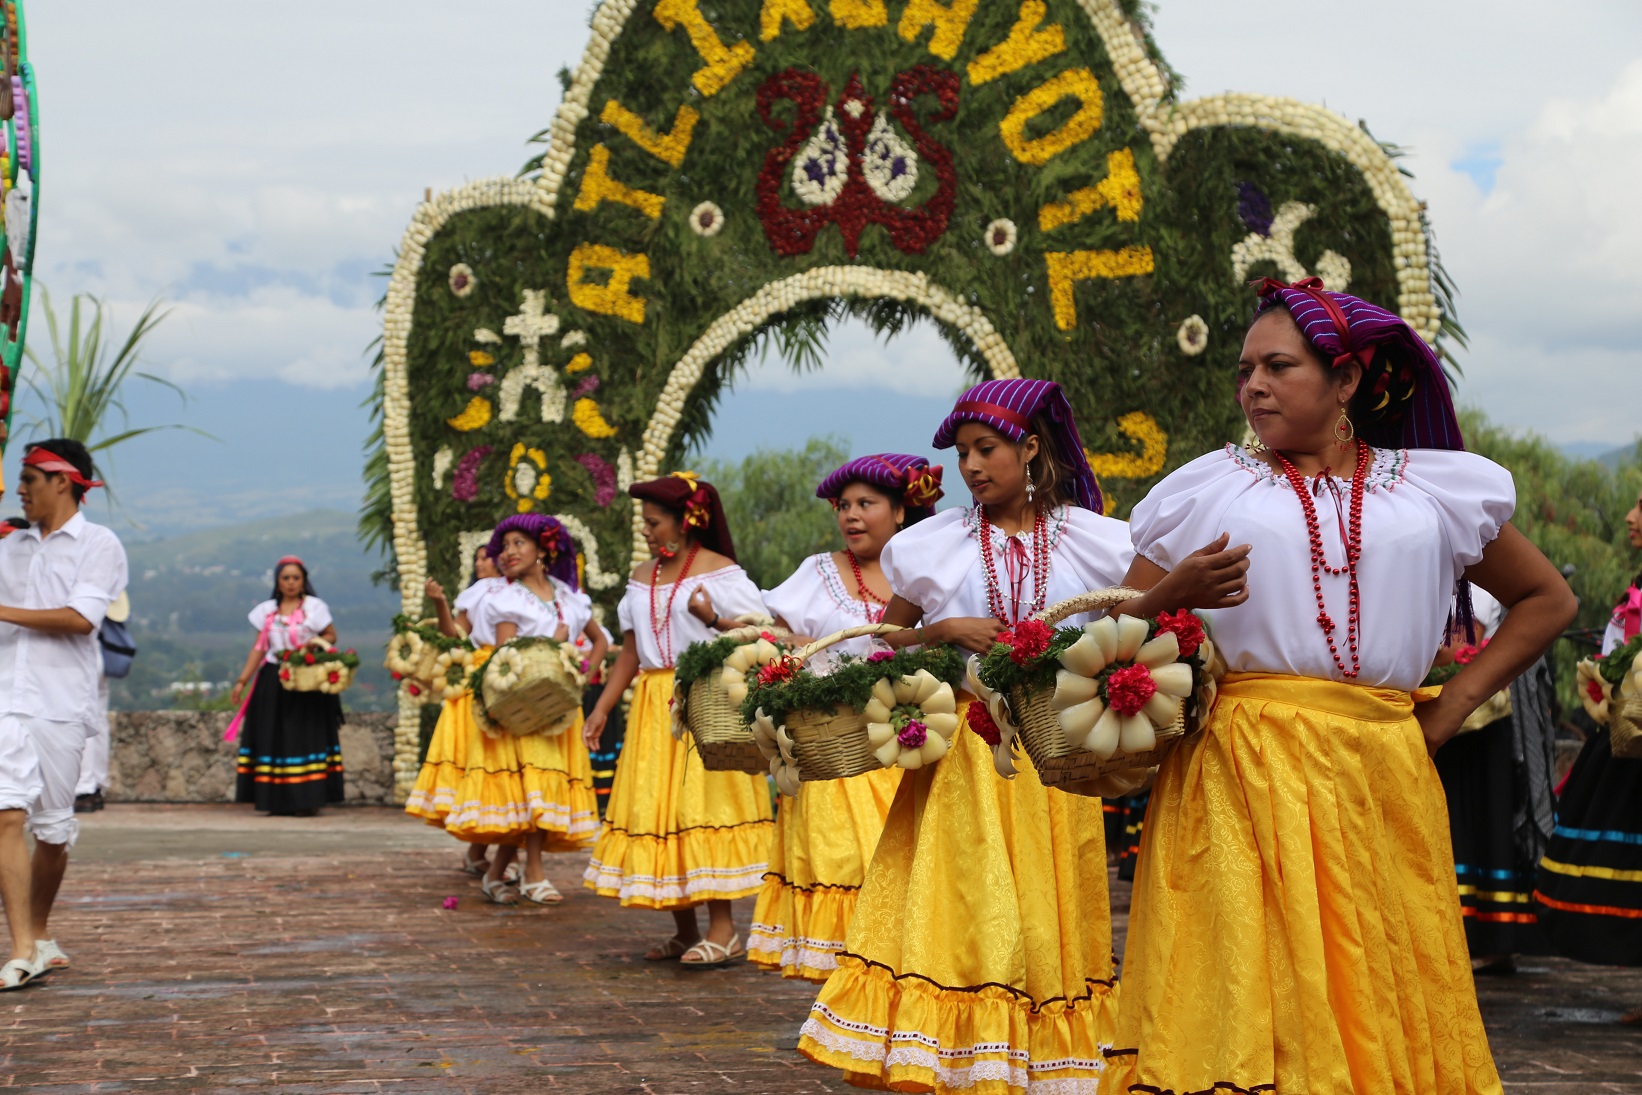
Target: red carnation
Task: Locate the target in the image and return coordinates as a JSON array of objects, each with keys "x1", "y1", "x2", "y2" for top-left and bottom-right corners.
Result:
[
  {"x1": 1105, "y1": 664, "x2": 1158, "y2": 716},
  {"x1": 967, "y1": 702, "x2": 1001, "y2": 747},
  {"x1": 407, "y1": 682, "x2": 422, "y2": 697},
  {"x1": 757, "y1": 658, "x2": 799, "y2": 687},
  {"x1": 1155, "y1": 610, "x2": 1205, "y2": 658},
  {"x1": 1008, "y1": 619, "x2": 1054, "y2": 666},
  {"x1": 304, "y1": 652, "x2": 317, "y2": 665},
  {"x1": 279, "y1": 668, "x2": 291, "y2": 681},
  {"x1": 1453, "y1": 639, "x2": 1488, "y2": 665},
  {"x1": 327, "y1": 671, "x2": 341, "y2": 684},
  {"x1": 345, "y1": 648, "x2": 356, "y2": 656},
  {"x1": 1587, "y1": 679, "x2": 1606, "y2": 704},
  {"x1": 391, "y1": 671, "x2": 403, "y2": 681}
]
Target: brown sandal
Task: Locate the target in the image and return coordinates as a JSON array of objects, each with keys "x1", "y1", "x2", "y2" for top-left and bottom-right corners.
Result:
[{"x1": 644, "y1": 936, "x2": 693, "y2": 961}]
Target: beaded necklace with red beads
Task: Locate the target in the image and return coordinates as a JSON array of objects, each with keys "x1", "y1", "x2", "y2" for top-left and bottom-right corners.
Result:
[
  {"x1": 1274, "y1": 439, "x2": 1370, "y2": 679},
  {"x1": 977, "y1": 504, "x2": 1050, "y2": 626},
  {"x1": 844, "y1": 549, "x2": 888, "y2": 623},
  {"x1": 649, "y1": 542, "x2": 701, "y2": 665}
]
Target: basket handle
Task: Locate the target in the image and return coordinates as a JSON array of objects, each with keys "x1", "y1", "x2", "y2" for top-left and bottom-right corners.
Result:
[
  {"x1": 794, "y1": 624, "x2": 904, "y2": 664},
  {"x1": 717, "y1": 624, "x2": 773, "y2": 646},
  {"x1": 1033, "y1": 587, "x2": 1144, "y2": 627}
]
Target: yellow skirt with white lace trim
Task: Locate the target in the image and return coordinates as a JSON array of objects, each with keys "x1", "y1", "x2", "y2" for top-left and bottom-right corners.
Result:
[
  {"x1": 583, "y1": 668, "x2": 774, "y2": 908},
  {"x1": 1101, "y1": 674, "x2": 1502, "y2": 1095},
  {"x1": 798, "y1": 700, "x2": 1119, "y2": 1094},
  {"x1": 404, "y1": 647, "x2": 598, "y2": 849},
  {"x1": 749, "y1": 765, "x2": 902, "y2": 982}
]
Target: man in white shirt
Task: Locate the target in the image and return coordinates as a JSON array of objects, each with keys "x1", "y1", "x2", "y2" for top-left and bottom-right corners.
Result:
[{"x1": 0, "y1": 440, "x2": 128, "y2": 989}]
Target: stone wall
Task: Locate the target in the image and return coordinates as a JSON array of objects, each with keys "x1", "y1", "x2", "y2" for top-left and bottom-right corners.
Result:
[{"x1": 106, "y1": 711, "x2": 398, "y2": 805}]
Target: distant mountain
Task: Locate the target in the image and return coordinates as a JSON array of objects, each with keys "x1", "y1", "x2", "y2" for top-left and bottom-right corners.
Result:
[
  {"x1": 1560, "y1": 440, "x2": 1640, "y2": 469},
  {"x1": 111, "y1": 509, "x2": 400, "y2": 712}
]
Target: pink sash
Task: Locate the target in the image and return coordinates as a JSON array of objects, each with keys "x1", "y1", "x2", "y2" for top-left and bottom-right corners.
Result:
[
  {"x1": 1617, "y1": 585, "x2": 1642, "y2": 644},
  {"x1": 224, "y1": 605, "x2": 307, "y2": 743}
]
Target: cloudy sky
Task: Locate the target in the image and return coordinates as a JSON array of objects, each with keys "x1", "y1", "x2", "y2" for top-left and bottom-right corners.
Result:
[{"x1": 21, "y1": 0, "x2": 1642, "y2": 534}]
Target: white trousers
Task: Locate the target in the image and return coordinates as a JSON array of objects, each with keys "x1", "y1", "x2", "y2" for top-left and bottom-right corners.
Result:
[
  {"x1": 76, "y1": 679, "x2": 111, "y2": 797},
  {"x1": 0, "y1": 714, "x2": 88, "y2": 849}
]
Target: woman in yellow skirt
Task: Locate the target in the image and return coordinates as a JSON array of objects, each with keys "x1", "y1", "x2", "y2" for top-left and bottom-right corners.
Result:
[
  {"x1": 751, "y1": 453, "x2": 942, "y2": 981},
  {"x1": 1102, "y1": 279, "x2": 1577, "y2": 1094},
  {"x1": 407, "y1": 514, "x2": 606, "y2": 904},
  {"x1": 798, "y1": 380, "x2": 1236, "y2": 1094},
  {"x1": 582, "y1": 473, "x2": 773, "y2": 966}
]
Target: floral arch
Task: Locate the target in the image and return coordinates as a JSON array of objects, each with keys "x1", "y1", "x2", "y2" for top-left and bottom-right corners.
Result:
[{"x1": 369, "y1": 0, "x2": 1452, "y2": 793}]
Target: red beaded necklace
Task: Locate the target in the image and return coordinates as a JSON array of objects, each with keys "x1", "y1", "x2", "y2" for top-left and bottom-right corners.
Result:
[
  {"x1": 649, "y1": 542, "x2": 701, "y2": 665},
  {"x1": 1274, "y1": 439, "x2": 1370, "y2": 680},
  {"x1": 978, "y1": 504, "x2": 1050, "y2": 626},
  {"x1": 845, "y1": 549, "x2": 888, "y2": 606}
]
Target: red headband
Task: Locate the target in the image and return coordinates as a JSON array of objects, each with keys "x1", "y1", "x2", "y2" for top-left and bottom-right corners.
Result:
[
  {"x1": 276, "y1": 555, "x2": 305, "y2": 568},
  {"x1": 23, "y1": 447, "x2": 105, "y2": 491},
  {"x1": 950, "y1": 400, "x2": 1033, "y2": 435},
  {"x1": 1255, "y1": 276, "x2": 1376, "y2": 371}
]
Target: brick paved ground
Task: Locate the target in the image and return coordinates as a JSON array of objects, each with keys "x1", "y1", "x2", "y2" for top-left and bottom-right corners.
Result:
[{"x1": 2, "y1": 804, "x2": 1638, "y2": 1093}]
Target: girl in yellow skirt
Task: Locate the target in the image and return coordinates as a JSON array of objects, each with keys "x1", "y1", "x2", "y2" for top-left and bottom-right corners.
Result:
[
  {"x1": 799, "y1": 380, "x2": 1231, "y2": 1094},
  {"x1": 751, "y1": 453, "x2": 943, "y2": 981},
  {"x1": 1103, "y1": 279, "x2": 1577, "y2": 1095},
  {"x1": 582, "y1": 473, "x2": 773, "y2": 966},
  {"x1": 407, "y1": 514, "x2": 606, "y2": 905}
]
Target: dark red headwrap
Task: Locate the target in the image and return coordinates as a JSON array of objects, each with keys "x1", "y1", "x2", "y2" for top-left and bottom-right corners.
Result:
[
  {"x1": 23, "y1": 447, "x2": 105, "y2": 493},
  {"x1": 629, "y1": 472, "x2": 736, "y2": 561}
]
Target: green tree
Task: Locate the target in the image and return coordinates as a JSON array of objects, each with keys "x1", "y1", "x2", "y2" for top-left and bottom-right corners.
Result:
[
  {"x1": 701, "y1": 436, "x2": 850, "y2": 592},
  {"x1": 21, "y1": 286, "x2": 200, "y2": 470},
  {"x1": 1461, "y1": 409, "x2": 1642, "y2": 719}
]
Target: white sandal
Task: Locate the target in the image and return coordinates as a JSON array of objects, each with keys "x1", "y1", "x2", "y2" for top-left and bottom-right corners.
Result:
[
  {"x1": 0, "y1": 958, "x2": 38, "y2": 991},
  {"x1": 518, "y1": 878, "x2": 563, "y2": 905},
  {"x1": 480, "y1": 877, "x2": 519, "y2": 905},
  {"x1": 32, "y1": 940, "x2": 67, "y2": 972},
  {"x1": 679, "y1": 933, "x2": 744, "y2": 968}
]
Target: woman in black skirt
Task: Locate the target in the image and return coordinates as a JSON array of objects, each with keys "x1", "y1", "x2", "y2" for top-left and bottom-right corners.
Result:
[
  {"x1": 230, "y1": 555, "x2": 346, "y2": 815},
  {"x1": 1536, "y1": 486, "x2": 1642, "y2": 1021}
]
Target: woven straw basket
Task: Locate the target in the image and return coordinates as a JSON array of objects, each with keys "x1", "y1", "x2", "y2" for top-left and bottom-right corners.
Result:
[
  {"x1": 477, "y1": 641, "x2": 583, "y2": 738},
  {"x1": 784, "y1": 624, "x2": 904, "y2": 782},
  {"x1": 682, "y1": 626, "x2": 774, "y2": 773},
  {"x1": 385, "y1": 619, "x2": 444, "y2": 703},
  {"x1": 1007, "y1": 588, "x2": 1190, "y2": 789},
  {"x1": 1613, "y1": 693, "x2": 1642, "y2": 759},
  {"x1": 282, "y1": 645, "x2": 357, "y2": 695}
]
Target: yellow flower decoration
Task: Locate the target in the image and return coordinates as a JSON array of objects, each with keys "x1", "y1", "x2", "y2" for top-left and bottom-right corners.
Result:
[
  {"x1": 572, "y1": 398, "x2": 619, "y2": 438},
  {"x1": 1045, "y1": 247, "x2": 1155, "y2": 330},
  {"x1": 468, "y1": 350, "x2": 495, "y2": 367},
  {"x1": 1085, "y1": 412, "x2": 1168, "y2": 479},
  {"x1": 504, "y1": 443, "x2": 552, "y2": 512},
  {"x1": 446, "y1": 396, "x2": 493, "y2": 432}
]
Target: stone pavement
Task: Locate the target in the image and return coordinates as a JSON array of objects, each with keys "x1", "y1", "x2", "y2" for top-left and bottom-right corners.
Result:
[{"x1": 3, "y1": 805, "x2": 1639, "y2": 1093}]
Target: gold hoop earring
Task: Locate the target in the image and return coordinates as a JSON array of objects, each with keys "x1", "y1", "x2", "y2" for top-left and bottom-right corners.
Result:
[
  {"x1": 1333, "y1": 406, "x2": 1355, "y2": 449},
  {"x1": 1024, "y1": 461, "x2": 1036, "y2": 503}
]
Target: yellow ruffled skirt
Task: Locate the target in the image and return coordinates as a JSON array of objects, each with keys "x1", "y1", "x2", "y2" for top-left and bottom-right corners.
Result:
[
  {"x1": 583, "y1": 668, "x2": 773, "y2": 908},
  {"x1": 1103, "y1": 674, "x2": 1502, "y2": 1095},
  {"x1": 749, "y1": 765, "x2": 902, "y2": 982},
  {"x1": 798, "y1": 700, "x2": 1118, "y2": 1094},
  {"x1": 404, "y1": 648, "x2": 599, "y2": 849}
]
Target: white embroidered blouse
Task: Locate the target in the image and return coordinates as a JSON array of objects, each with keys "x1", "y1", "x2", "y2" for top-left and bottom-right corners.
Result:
[
  {"x1": 471, "y1": 578, "x2": 591, "y2": 647},
  {"x1": 615, "y1": 565, "x2": 768, "y2": 671}
]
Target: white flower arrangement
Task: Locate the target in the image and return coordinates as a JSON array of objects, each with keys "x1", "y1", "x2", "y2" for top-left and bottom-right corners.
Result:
[
  {"x1": 448, "y1": 262, "x2": 477, "y2": 298},
  {"x1": 984, "y1": 218, "x2": 1017, "y2": 257},
  {"x1": 861, "y1": 114, "x2": 918, "y2": 204},
  {"x1": 792, "y1": 109, "x2": 849, "y2": 207},
  {"x1": 431, "y1": 646, "x2": 476, "y2": 702},
  {"x1": 689, "y1": 201, "x2": 726, "y2": 237},
  {"x1": 863, "y1": 670, "x2": 960, "y2": 770},
  {"x1": 750, "y1": 707, "x2": 803, "y2": 797},
  {"x1": 1051, "y1": 616, "x2": 1198, "y2": 759},
  {"x1": 1176, "y1": 314, "x2": 1208, "y2": 356}
]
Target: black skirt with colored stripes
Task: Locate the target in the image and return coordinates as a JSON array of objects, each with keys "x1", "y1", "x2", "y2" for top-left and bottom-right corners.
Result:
[
  {"x1": 1104, "y1": 792, "x2": 1147, "y2": 883},
  {"x1": 1433, "y1": 717, "x2": 1548, "y2": 955},
  {"x1": 1535, "y1": 727, "x2": 1642, "y2": 966},
  {"x1": 235, "y1": 662, "x2": 345, "y2": 814}
]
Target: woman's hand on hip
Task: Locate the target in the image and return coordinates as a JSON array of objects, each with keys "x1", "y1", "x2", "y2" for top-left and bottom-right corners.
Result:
[{"x1": 1415, "y1": 696, "x2": 1465, "y2": 757}]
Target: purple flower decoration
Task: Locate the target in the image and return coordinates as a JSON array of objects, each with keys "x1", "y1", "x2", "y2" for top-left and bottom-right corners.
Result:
[
  {"x1": 452, "y1": 445, "x2": 492, "y2": 502},
  {"x1": 467, "y1": 371, "x2": 495, "y2": 390},
  {"x1": 1236, "y1": 182, "x2": 1273, "y2": 237},
  {"x1": 442, "y1": 896, "x2": 459, "y2": 910},
  {"x1": 571, "y1": 375, "x2": 600, "y2": 399},
  {"x1": 896, "y1": 719, "x2": 927, "y2": 748},
  {"x1": 574, "y1": 452, "x2": 618, "y2": 506},
  {"x1": 866, "y1": 650, "x2": 895, "y2": 664}
]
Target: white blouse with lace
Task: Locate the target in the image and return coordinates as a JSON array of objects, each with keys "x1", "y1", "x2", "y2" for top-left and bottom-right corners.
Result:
[
  {"x1": 453, "y1": 576, "x2": 505, "y2": 618},
  {"x1": 616, "y1": 564, "x2": 768, "y2": 670},
  {"x1": 1130, "y1": 444, "x2": 1515, "y2": 690},
  {"x1": 880, "y1": 505, "x2": 1134, "y2": 628},
  {"x1": 470, "y1": 578, "x2": 591, "y2": 647},
  {"x1": 765, "y1": 552, "x2": 888, "y2": 663},
  {"x1": 249, "y1": 596, "x2": 333, "y2": 664}
]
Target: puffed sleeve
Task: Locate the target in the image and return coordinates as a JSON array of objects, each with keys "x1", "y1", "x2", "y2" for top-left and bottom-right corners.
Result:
[
  {"x1": 1057, "y1": 508, "x2": 1136, "y2": 591},
  {"x1": 1402, "y1": 450, "x2": 1516, "y2": 569},
  {"x1": 617, "y1": 583, "x2": 640, "y2": 636},
  {"x1": 703, "y1": 567, "x2": 769, "y2": 621},
  {"x1": 764, "y1": 556, "x2": 827, "y2": 633},
  {"x1": 554, "y1": 581, "x2": 595, "y2": 639},
  {"x1": 1129, "y1": 448, "x2": 1253, "y2": 570},
  {"x1": 248, "y1": 599, "x2": 276, "y2": 632},
  {"x1": 302, "y1": 597, "x2": 335, "y2": 635},
  {"x1": 478, "y1": 585, "x2": 534, "y2": 632},
  {"x1": 880, "y1": 509, "x2": 969, "y2": 614}
]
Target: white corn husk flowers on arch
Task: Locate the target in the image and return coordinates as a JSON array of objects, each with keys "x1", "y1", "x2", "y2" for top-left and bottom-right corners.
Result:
[
  {"x1": 863, "y1": 669, "x2": 960, "y2": 771},
  {"x1": 431, "y1": 646, "x2": 476, "y2": 701},
  {"x1": 1053, "y1": 616, "x2": 1197, "y2": 761}
]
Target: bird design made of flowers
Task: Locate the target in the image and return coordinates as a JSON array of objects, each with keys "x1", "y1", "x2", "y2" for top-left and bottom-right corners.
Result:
[{"x1": 756, "y1": 67, "x2": 958, "y2": 257}]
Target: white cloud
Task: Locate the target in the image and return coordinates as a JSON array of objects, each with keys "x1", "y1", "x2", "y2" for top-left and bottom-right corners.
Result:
[
  {"x1": 740, "y1": 318, "x2": 972, "y2": 398},
  {"x1": 148, "y1": 289, "x2": 377, "y2": 390}
]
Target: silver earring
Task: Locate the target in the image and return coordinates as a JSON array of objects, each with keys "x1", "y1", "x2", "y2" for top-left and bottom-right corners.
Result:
[{"x1": 1025, "y1": 462, "x2": 1036, "y2": 502}]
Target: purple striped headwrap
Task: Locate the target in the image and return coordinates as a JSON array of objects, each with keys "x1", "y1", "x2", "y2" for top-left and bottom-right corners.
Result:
[
  {"x1": 488, "y1": 514, "x2": 580, "y2": 591},
  {"x1": 1253, "y1": 277, "x2": 1465, "y2": 451},
  {"x1": 816, "y1": 453, "x2": 944, "y2": 519},
  {"x1": 932, "y1": 379, "x2": 1103, "y2": 513}
]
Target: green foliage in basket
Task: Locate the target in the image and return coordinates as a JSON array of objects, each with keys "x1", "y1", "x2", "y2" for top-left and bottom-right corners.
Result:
[
  {"x1": 675, "y1": 629, "x2": 789, "y2": 691},
  {"x1": 742, "y1": 644, "x2": 966, "y2": 726},
  {"x1": 279, "y1": 646, "x2": 361, "y2": 669},
  {"x1": 1421, "y1": 661, "x2": 1463, "y2": 688},
  {"x1": 390, "y1": 614, "x2": 472, "y2": 654},
  {"x1": 975, "y1": 611, "x2": 1212, "y2": 708},
  {"x1": 465, "y1": 634, "x2": 574, "y2": 693},
  {"x1": 1599, "y1": 635, "x2": 1642, "y2": 686}
]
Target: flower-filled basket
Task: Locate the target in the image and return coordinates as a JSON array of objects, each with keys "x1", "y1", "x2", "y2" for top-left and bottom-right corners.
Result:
[
  {"x1": 672, "y1": 626, "x2": 792, "y2": 773},
  {"x1": 279, "y1": 644, "x2": 360, "y2": 695},
  {"x1": 384, "y1": 616, "x2": 471, "y2": 706},
  {"x1": 470, "y1": 636, "x2": 585, "y2": 739},
  {"x1": 1421, "y1": 640, "x2": 1511, "y2": 736},
  {"x1": 743, "y1": 626, "x2": 966, "y2": 794},
  {"x1": 1588, "y1": 637, "x2": 1642, "y2": 759},
  {"x1": 974, "y1": 590, "x2": 1221, "y2": 791}
]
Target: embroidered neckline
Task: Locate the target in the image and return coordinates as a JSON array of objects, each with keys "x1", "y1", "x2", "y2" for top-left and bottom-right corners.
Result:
[
  {"x1": 1224, "y1": 444, "x2": 1408, "y2": 493},
  {"x1": 960, "y1": 504, "x2": 1070, "y2": 553},
  {"x1": 816, "y1": 552, "x2": 882, "y2": 621}
]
